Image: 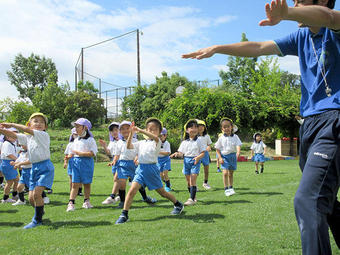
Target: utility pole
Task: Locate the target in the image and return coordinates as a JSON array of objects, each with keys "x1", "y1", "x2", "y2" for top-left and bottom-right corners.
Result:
[{"x1": 137, "y1": 29, "x2": 141, "y2": 86}]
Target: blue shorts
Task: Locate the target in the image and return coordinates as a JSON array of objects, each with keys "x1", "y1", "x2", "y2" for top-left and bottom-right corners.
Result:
[
  {"x1": 133, "y1": 163, "x2": 163, "y2": 190},
  {"x1": 30, "y1": 159, "x2": 55, "y2": 191},
  {"x1": 19, "y1": 168, "x2": 31, "y2": 186},
  {"x1": 182, "y1": 157, "x2": 201, "y2": 175},
  {"x1": 254, "y1": 153, "x2": 265, "y2": 163},
  {"x1": 0, "y1": 159, "x2": 2, "y2": 172},
  {"x1": 221, "y1": 153, "x2": 237, "y2": 170},
  {"x1": 157, "y1": 156, "x2": 171, "y2": 172},
  {"x1": 201, "y1": 151, "x2": 210, "y2": 166},
  {"x1": 117, "y1": 160, "x2": 136, "y2": 179},
  {"x1": 72, "y1": 157, "x2": 94, "y2": 184},
  {"x1": 0, "y1": 160, "x2": 18, "y2": 180},
  {"x1": 67, "y1": 157, "x2": 74, "y2": 176}
]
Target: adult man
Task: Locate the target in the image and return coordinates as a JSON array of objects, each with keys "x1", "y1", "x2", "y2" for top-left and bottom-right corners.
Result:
[{"x1": 183, "y1": 1, "x2": 340, "y2": 254}]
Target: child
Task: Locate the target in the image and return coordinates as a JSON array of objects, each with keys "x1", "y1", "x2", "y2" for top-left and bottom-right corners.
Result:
[
  {"x1": 115, "y1": 118, "x2": 184, "y2": 224},
  {"x1": 113, "y1": 120, "x2": 156, "y2": 209},
  {"x1": 66, "y1": 118, "x2": 97, "y2": 212},
  {"x1": 0, "y1": 135, "x2": 6, "y2": 189},
  {"x1": 0, "y1": 112, "x2": 55, "y2": 229},
  {"x1": 64, "y1": 128, "x2": 82, "y2": 195},
  {"x1": 99, "y1": 122, "x2": 120, "y2": 205},
  {"x1": 11, "y1": 144, "x2": 32, "y2": 205},
  {"x1": 215, "y1": 118, "x2": 241, "y2": 197},
  {"x1": 0, "y1": 128, "x2": 19, "y2": 203},
  {"x1": 197, "y1": 120, "x2": 212, "y2": 190},
  {"x1": 250, "y1": 133, "x2": 267, "y2": 174},
  {"x1": 216, "y1": 133, "x2": 223, "y2": 173},
  {"x1": 158, "y1": 128, "x2": 172, "y2": 192},
  {"x1": 171, "y1": 119, "x2": 205, "y2": 206}
]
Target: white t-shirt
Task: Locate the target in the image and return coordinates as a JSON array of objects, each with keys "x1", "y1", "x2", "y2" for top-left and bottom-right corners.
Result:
[
  {"x1": 1, "y1": 141, "x2": 18, "y2": 160},
  {"x1": 159, "y1": 141, "x2": 171, "y2": 158},
  {"x1": 215, "y1": 134, "x2": 242, "y2": 155},
  {"x1": 15, "y1": 151, "x2": 32, "y2": 169},
  {"x1": 17, "y1": 130, "x2": 50, "y2": 163},
  {"x1": 198, "y1": 134, "x2": 212, "y2": 148},
  {"x1": 72, "y1": 137, "x2": 98, "y2": 157},
  {"x1": 107, "y1": 140, "x2": 119, "y2": 156},
  {"x1": 250, "y1": 141, "x2": 266, "y2": 154},
  {"x1": 134, "y1": 139, "x2": 161, "y2": 164},
  {"x1": 64, "y1": 142, "x2": 73, "y2": 155},
  {"x1": 0, "y1": 141, "x2": 3, "y2": 153},
  {"x1": 178, "y1": 138, "x2": 206, "y2": 157},
  {"x1": 116, "y1": 138, "x2": 138, "y2": 160}
]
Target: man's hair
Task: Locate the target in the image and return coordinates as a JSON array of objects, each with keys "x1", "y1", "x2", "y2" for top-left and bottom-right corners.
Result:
[{"x1": 313, "y1": 0, "x2": 335, "y2": 9}]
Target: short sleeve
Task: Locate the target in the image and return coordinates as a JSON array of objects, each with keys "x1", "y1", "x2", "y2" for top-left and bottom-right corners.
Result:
[
  {"x1": 273, "y1": 30, "x2": 300, "y2": 57},
  {"x1": 214, "y1": 137, "x2": 222, "y2": 151},
  {"x1": 33, "y1": 130, "x2": 50, "y2": 147},
  {"x1": 250, "y1": 143, "x2": 255, "y2": 150},
  {"x1": 178, "y1": 141, "x2": 185, "y2": 153},
  {"x1": 17, "y1": 134, "x2": 28, "y2": 147},
  {"x1": 198, "y1": 140, "x2": 206, "y2": 153},
  {"x1": 235, "y1": 135, "x2": 242, "y2": 146},
  {"x1": 164, "y1": 141, "x2": 171, "y2": 153},
  {"x1": 262, "y1": 142, "x2": 267, "y2": 148},
  {"x1": 206, "y1": 135, "x2": 212, "y2": 145},
  {"x1": 132, "y1": 141, "x2": 140, "y2": 151},
  {"x1": 89, "y1": 138, "x2": 98, "y2": 155},
  {"x1": 2, "y1": 142, "x2": 16, "y2": 157}
]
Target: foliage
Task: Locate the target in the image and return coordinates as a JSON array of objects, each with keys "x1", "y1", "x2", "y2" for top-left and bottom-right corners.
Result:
[
  {"x1": 77, "y1": 80, "x2": 99, "y2": 94},
  {"x1": 2, "y1": 98, "x2": 38, "y2": 124},
  {"x1": 7, "y1": 53, "x2": 58, "y2": 100}
]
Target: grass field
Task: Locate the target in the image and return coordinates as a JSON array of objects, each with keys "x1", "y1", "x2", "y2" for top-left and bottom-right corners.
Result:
[{"x1": 1, "y1": 160, "x2": 339, "y2": 255}]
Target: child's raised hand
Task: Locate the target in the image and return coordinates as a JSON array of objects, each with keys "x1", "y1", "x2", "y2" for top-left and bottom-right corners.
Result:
[
  {"x1": 170, "y1": 152, "x2": 177, "y2": 158},
  {"x1": 0, "y1": 123, "x2": 11, "y2": 129},
  {"x1": 99, "y1": 139, "x2": 106, "y2": 147}
]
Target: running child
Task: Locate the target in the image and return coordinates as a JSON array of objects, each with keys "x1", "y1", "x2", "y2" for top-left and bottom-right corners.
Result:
[
  {"x1": 215, "y1": 118, "x2": 241, "y2": 197},
  {"x1": 171, "y1": 119, "x2": 205, "y2": 206},
  {"x1": 113, "y1": 120, "x2": 156, "y2": 209},
  {"x1": 0, "y1": 135, "x2": 4, "y2": 189},
  {"x1": 99, "y1": 122, "x2": 120, "y2": 205},
  {"x1": 197, "y1": 120, "x2": 212, "y2": 190},
  {"x1": 66, "y1": 118, "x2": 97, "y2": 212},
  {"x1": 158, "y1": 128, "x2": 172, "y2": 192},
  {"x1": 0, "y1": 112, "x2": 54, "y2": 229},
  {"x1": 115, "y1": 118, "x2": 184, "y2": 224},
  {"x1": 250, "y1": 133, "x2": 267, "y2": 174},
  {"x1": 11, "y1": 144, "x2": 32, "y2": 205},
  {"x1": 0, "y1": 128, "x2": 19, "y2": 203}
]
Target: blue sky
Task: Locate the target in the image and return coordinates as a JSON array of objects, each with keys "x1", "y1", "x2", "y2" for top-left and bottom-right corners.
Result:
[{"x1": 1, "y1": 0, "x2": 340, "y2": 100}]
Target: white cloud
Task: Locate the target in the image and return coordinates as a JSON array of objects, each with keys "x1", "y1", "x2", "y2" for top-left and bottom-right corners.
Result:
[
  {"x1": 0, "y1": 0, "x2": 237, "y2": 101},
  {"x1": 212, "y1": 64, "x2": 229, "y2": 72},
  {"x1": 276, "y1": 55, "x2": 300, "y2": 75}
]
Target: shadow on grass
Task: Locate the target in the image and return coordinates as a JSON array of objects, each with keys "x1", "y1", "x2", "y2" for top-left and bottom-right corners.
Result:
[
  {"x1": 52, "y1": 192, "x2": 106, "y2": 197},
  {"x1": 44, "y1": 219, "x2": 112, "y2": 229},
  {"x1": 214, "y1": 187, "x2": 250, "y2": 191},
  {"x1": 262, "y1": 172, "x2": 288, "y2": 175},
  {"x1": 200, "y1": 199, "x2": 252, "y2": 206},
  {"x1": 238, "y1": 192, "x2": 283, "y2": 196},
  {"x1": 136, "y1": 212, "x2": 225, "y2": 223},
  {"x1": 0, "y1": 209, "x2": 18, "y2": 214},
  {"x1": 0, "y1": 222, "x2": 24, "y2": 227},
  {"x1": 47, "y1": 200, "x2": 66, "y2": 207}
]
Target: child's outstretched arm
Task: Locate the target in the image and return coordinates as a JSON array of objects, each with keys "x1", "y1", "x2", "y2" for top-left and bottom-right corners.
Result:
[
  {"x1": 99, "y1": 139, "x2": 111, "y2": 156},
  {"x1": 1, "y1": 123, "x2": 34, "y2": 135},
  {"x1": 236, "y1": 146, "x2": 241, "y2": 159},
  {"x1": 0, "y1": 125, "x2": 18, "y2": 139},
  {"x1": 170, "y1": 151, "x2": 184, "y2": 158},
  {"x1": 194, "y1": 151, "x2": 205, "y2": 165}
]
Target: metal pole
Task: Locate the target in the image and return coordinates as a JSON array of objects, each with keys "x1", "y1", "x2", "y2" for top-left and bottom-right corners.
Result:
[
  {"x1": 99, "y1": 78, "x2": 101, "y2": 98},
  {"x1": 105, "y1": 91, "x2": 108, "y2": 120},
  {"x1": 81, "y1": 48, "x2": 84, "y2": 82},
  {"x1": 75, "y1": 67, "x2": 77, "y2": 91},
  {"x1": 116, "y1": 89, "x2": 119, "y2": 117},
  {"x1": 137, "y1": 29, "x2": 141, "y2": 86}
]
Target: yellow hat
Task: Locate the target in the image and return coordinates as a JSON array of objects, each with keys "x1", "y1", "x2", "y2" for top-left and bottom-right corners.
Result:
[
  {"x1": 196, "y1": 119, "x2": 206, "y2": 126},
  {"x1": 29, "y1": 112, "x2": 48, "y2": 125},
  {"x1": 145, "y1": 117, "x2": 163, "y2": 131}
]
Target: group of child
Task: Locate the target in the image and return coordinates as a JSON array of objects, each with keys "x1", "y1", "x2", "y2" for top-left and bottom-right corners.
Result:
[{"x1": 0, "y1": 113, "x2": 267, "y2": 227}]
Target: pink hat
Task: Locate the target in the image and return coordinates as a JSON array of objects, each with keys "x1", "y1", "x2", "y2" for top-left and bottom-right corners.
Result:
[
  {"x1": 161, "y1": 128, "x2": 167, "y2": 135},
  {"x1": 119, "y1": 120, "x2": 132, "y2": 129},
  {"x1": 72, "y1": 118, "x2": 93, "y2": 137}
]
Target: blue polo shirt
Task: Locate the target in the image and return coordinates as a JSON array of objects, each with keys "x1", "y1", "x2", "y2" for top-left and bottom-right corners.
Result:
[{"x1": 274, "y1": 27, "x2": 340, "y2": 117}]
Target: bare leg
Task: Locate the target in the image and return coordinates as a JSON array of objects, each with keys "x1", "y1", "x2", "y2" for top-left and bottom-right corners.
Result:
[
  {"x1": 222, "y1": 170, "x2": 228, "y2": 187},
  {"x1": 156, "y1": 187, "x2": 177, "y2": 203},
  {"x1": 69, "y1": 183, "x2": 81, "y2": 200},
  {"x1": 123, "y1": 182, "x2": 141, "y2": 211},
  {"x1": 83, "y1": 183, "x2": 91, "y2": 200},
  {"x1": 33, "y1": 186, "x2": 45, "y2": 206}
]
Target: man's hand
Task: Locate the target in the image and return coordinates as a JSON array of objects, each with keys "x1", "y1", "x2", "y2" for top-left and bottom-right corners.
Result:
[
  {"x1": 259, "y1": 0, "x2": 288, "y2": 26},
  {"x1": 182, "y1": 46, "x2": 217, "y2": 60}
]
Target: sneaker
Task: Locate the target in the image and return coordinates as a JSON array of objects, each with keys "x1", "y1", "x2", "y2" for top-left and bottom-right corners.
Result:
[
  {"x1": 217, "y1": 168, "x2": 222, "y2": 173},
  {"x1": 66, "y1": 202, "x2": 75, "y2": 212},
  {"x1": 1, "y1": 198, "x2": 16, "y2": 203},
  {"x1": 260, "y1": 168, "x2": 264, "y2": 173},
  {"x1": 184, "y1": 198, "x2": 196, "y2": 206},
  {"x1": 115, "y1": 214, "x2": 129, "y2": 225},
  {"x1": 23, "y1": 221, "x2": 42, "y2": 229},
  {"x1": 229, "y1": 188, "x2": 236, "y2": 196},
  {"x1": 47, "y1": 189, "x2": 53, "y2": 194},
  {"x1": 102, "y1": 196, "x2": 116, "y2": 205},
  {"x1": 12, "y1": 200, "x2": 26, "y2": 206},
  {"x1": 82, "y1": 200, "x2": 93, "y2": 209},
  {"x1": 255, "y1": 170, "x2": 259, "y2": 174},
  {"x1": 43, "y1": 197, "x2": 50, "y2": 204},
  {"x1": 114, "y1": 196, "x2": 120, "y2": 202},
  {"x1": 0, "y1": 183, "x2": 5, "y2": 189},
  {"x1": 143, "y1": 196, "x2": 157, "y2": 204},
  {"x1": 224, "y1": 189, "x2": 231, "y2": 197},
  {"x1": 171, "y1": 202, "x2": 184, "y2": 215},
  {"x1": 202, "y1": 183, "x2": 211, "y2": 190},
  {"x1": 12, "y1": 195, "x2": 19, "y2": 201},
  {"x1": 78, "y1": 192, "x2": 83, "y2": 196},
  {"x1": 164, "y1": 186, "x2": 172, "y2": 192},
  {"x1": 117, "y1": 201, "x2": 124, "y2": 209}
]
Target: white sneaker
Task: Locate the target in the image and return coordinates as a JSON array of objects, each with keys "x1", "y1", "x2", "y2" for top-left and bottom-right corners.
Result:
[
  {"x1": 202, "y1": 183, "x2": 211, "y2": 190},
  {"x1": 184, "y1": 198, "x2": 197, "y2": 206},
  {"x1": 1, "y1": 198, "x2": 16, "y2": 203},
  {"x1": 82, "y1": 200, "x2": 93, "y2": 209},
  {"x1": 66, "y1": 202, "x2": 75, "y2": 212},
  {"x1": 12, "y1": 200, "x2": 26, "y2": 206},
  {"x1": 102, "y1": 196, "x2": 115, "y2": 205},
  {"x1": 114, "y1": 196, "x2": 120, "y2": 202},
  {"x1": 12, "y1": 195, "x2": 19, "y2": 201},
  {"x1": 224, "y1": 189, "x2": 231, "y2": 197},
  {"x1": 229, "y1": 188, "x2": 236, "y2": 196},
  {"x1": 0, "y1": 183, "x2": 5, "y2": 189},
  {"x1": 43, "y1": 197, "x2": 50, "y2": 204}
]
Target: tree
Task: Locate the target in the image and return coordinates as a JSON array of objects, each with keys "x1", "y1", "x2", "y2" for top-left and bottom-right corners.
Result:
[
  {"x1": 7, "y1": 53, "x2": 58, "y2": 100},
  {"x1": 1, "y1": 98, "x2": 38, "y2": 124},
  {"x1": 77, "y1": 80, "x2": 99, "y2": 94}
]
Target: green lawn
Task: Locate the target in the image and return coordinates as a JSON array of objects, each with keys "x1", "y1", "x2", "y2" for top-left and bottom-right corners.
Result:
[{"x1": 1, "y1": 160, "x2": 339, "y2": 255}]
